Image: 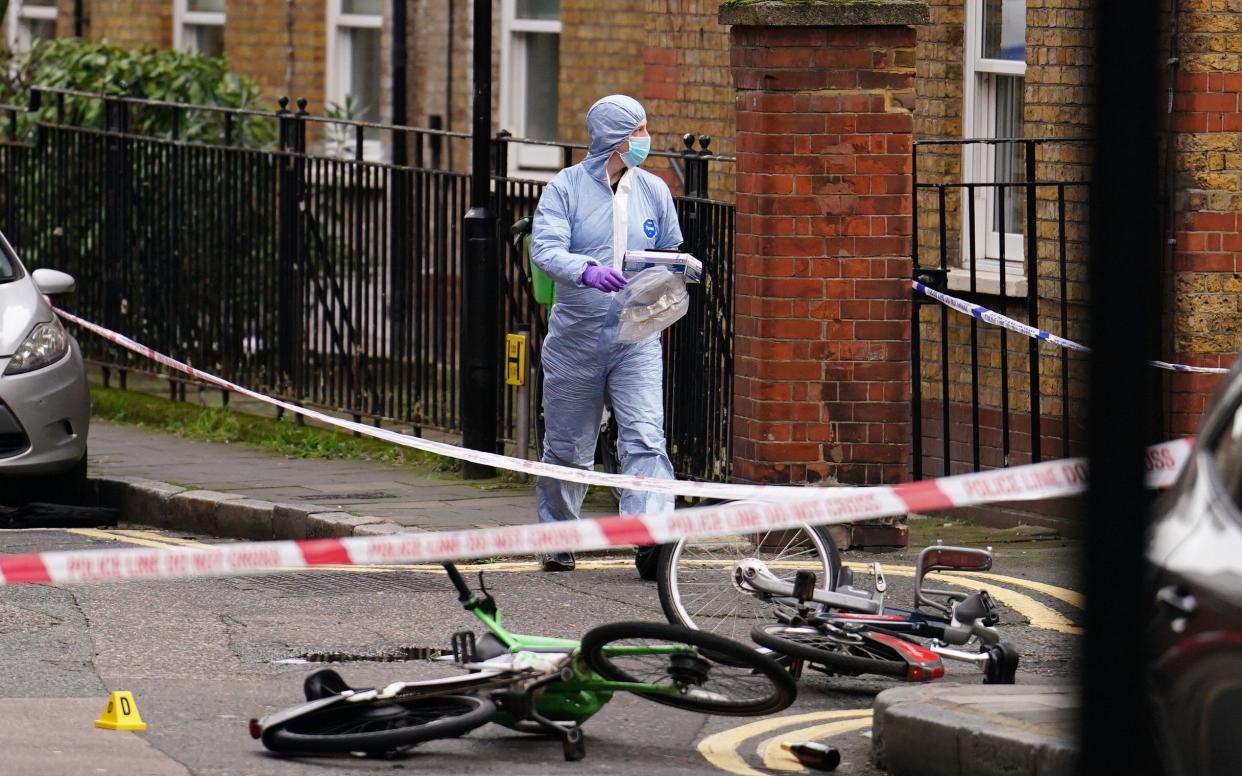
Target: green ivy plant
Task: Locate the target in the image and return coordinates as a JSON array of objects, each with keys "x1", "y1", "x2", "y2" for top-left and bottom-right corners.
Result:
[{"x1": 0, "y1": 37, "x2": 276, "y2": 147}]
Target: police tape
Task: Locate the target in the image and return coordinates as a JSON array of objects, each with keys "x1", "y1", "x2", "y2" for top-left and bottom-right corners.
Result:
[
  {"x1": 0, "y1": 436, "x2": 1195, "y2": 585},
  {"x1": 912, "y1": 281, "x2": 1231, "y2": 375},
  {"x1": 29, "y1": 307, "x2": 1194, "y2": 587},
  {"x1": 55, "y1": 307, "x2": 817, "y2": 502}
]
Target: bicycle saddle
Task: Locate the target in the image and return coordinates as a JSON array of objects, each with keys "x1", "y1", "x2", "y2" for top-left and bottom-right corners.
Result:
[
  {"x1": 475, "y1": 633, "x2": 509, "y2": 662},
  {"x1": 303, "y1": 668, "x2": 356, "y2": 700}
]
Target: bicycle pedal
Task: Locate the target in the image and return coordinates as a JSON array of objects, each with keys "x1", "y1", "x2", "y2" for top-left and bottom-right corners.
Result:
[{"x1": 451, "y1": 631, "x2": 477, "y2": 664}]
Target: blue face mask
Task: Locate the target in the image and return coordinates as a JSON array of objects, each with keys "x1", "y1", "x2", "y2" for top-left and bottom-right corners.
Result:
[{"x1": 620, "y1": 135, "x2": 651, "y2": 168}]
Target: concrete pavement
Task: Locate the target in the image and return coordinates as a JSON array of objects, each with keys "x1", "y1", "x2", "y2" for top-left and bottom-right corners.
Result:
[{"x1": 85, "y1": 419, "x2": 610, "y2": 538}]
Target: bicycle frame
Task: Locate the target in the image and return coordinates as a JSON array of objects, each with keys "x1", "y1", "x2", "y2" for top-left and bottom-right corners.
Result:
[
  {"x1": 444, "y1": 562, "x2": 691, "y2": 716},
  {"x1": 735, "y1": 549, "x2": 1009, "y2": 677}
]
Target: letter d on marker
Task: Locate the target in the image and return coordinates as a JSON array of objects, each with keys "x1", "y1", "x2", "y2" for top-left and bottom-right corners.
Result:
[{"x1": 95, "y1": 691, "x2": 148, "y2": 731}]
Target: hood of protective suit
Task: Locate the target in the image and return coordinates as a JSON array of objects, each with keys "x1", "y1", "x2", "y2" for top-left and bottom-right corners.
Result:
[{"x1": 582, "y1": 95, "x2": 646, "y2": 183}]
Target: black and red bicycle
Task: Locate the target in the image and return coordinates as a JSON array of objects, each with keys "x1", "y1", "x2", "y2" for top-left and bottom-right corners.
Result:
[{"x1": 657, "y1": 538, "x2": 1019, "y2": 684}]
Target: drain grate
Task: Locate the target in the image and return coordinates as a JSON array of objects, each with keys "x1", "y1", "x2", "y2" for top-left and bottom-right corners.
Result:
[
  {"x1": 291, "y1": 645, "x2": 443, "y2": 663},
  {"x1": 229, "y1": 571, "x2": 450, "y2": 597}
]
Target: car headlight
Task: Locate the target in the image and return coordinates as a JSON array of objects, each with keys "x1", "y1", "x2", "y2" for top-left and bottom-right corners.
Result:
[{"x1": 3, "y1": 319, "x2": 70, "y2": 376}]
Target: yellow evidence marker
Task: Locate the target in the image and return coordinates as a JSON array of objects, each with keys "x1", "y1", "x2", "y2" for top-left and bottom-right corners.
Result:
[
  {"x1": 505, "y1": 332, "x2": 527, "y2": 386},
  {"x1": 95, "y1": 691, "x2": 148, "y2": 731}
]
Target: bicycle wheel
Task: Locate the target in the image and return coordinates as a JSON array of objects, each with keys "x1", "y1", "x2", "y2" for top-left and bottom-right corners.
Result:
[
  {"x1": 657, "y1": 522, "x2": 841, "y2": 642},
  {"x1": 751, "y1": 624, "x2": 907, "y2": 678},
  {"x1": 261, "y1": 694, "x2": 496, "y2": 755},
  {"x1": 580, "y1": 621, "x2": 796, "y2": 716}
]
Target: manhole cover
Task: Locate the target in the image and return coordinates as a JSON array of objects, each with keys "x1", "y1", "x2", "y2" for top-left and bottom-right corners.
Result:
[
  {"x1": 281, "y1": 645, "x2": 443, "y2": 664},
  {"x1": 229, "y1": 571, "x2": 449, "y2": 596}
]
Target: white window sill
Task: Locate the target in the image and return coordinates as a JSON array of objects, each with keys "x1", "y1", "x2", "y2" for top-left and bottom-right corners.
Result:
[{"x1": 947, "y1": 268, "x2": 1027, "y2": 298}]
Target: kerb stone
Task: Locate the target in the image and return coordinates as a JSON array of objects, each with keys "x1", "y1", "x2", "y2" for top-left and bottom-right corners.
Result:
[
  {"x1": 213, "y1": 498, "x2": 279, "y2": 540},
  {"x1": 166, "y1": 490, "x2": 247, "y2": 536}
]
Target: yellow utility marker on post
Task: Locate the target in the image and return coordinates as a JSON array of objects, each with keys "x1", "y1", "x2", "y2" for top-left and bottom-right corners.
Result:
[
  {"x1": 95, "y1": 691, "x2": 148, "y2": 731},
  {"x1": 505, "y1": 332, "x2": 527, "y2": 386}
]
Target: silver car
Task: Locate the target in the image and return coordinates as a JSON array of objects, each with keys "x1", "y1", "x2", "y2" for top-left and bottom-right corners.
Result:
[{"x1": 0, "y1": 232, "x2": 89, "y2": 488}]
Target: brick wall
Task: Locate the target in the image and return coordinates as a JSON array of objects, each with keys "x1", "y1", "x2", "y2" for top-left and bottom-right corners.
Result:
[
  {"x1": 728, "y1": 16, "x2": 919, "y2": 486},
  {"x1": 407, "y1": 0, "x2": 497, "y2": 171},
  {"x1": 1170, "y1": 1, "x2": 1242, "y2": 434},
  {"x1": 224, "y1": 0, "x2": 323, "y2": 108},
  {"x1": 555, "y1": 1, "x2": 735, "y2": 197},
  {"x1": 640, "y1": 0, "x2": 735, "y2": 196},
  {"x1": 87, "y1": 0, "x2": 170, "y2": 48},
  {"x1": 62, "y1": 0, "x2": 321, "y2": 112},
  {"x1": 558, "y1": 0, "x2": 645, "y2": 148}
]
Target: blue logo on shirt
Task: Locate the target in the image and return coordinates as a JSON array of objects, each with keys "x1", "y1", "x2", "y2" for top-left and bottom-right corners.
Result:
[{"x1": 643, "y1": 219, "x2": 657, "y2": 238}]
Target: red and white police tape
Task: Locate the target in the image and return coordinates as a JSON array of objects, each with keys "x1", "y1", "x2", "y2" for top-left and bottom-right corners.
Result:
[
  {"x1": 56, "y1": 307, "x2": 850, "y2": 503},
  {"x1": 1, "y1": 308, "x2": 1189, "y2": 588},
  {"x1": 0, "y1": 437, "x2": 1193, "y2": 586}
]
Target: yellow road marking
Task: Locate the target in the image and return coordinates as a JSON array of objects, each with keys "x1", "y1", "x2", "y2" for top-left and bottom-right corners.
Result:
[
  {"x1": 111, "y1": 529, "x2": 210, "y2": 547},
  {"x1": 758, "y1": 714, "x2": 873, "y2": 772},
  {"x1": 64, "y1": 528, "x2": 189, "y2": 550},
  {"x1": 943, "y1": 570, "x2": 1084, "y2": 609},
  {"x1": 697, "y1": 709, "x2": 871, "y2": 776}
]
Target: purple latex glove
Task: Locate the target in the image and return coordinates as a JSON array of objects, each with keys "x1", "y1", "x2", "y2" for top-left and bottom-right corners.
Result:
[{"x1": 581, "y1": 264, "x2": 628, "y2": 293}]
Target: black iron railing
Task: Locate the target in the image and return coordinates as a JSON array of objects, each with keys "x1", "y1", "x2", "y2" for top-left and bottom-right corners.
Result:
[
  {"x1": 3, "y1": 89, "x2": 474, "y2": 435},
  {"x1": 911, "y1": 137, "x2": 1092, "y2": 479},
  {"x1": 0, "y1": 90, "x2": 736, "y2": 481}
]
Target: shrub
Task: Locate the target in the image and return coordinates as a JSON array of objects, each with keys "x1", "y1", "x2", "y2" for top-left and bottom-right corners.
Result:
[{"x1": 0, "y1": 37, "x2": 275, "y2": 146}]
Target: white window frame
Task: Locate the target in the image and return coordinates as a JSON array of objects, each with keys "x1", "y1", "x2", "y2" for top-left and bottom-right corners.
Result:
[
  {"x1": 326, "y1": 0, "x2": 384, "y2": 162},
  {"x1": 173, "y1": 0, "x2": 226, "y2": 56},
  {"x1": 500, "y1": 0, "x2": 562, "y2": 177},
  {"x1": 958, "y1": 0, "x2": 1027, "y2": 295},
  {"x1": 6, "y1": 0, "x2": 57, "y2": 51}
]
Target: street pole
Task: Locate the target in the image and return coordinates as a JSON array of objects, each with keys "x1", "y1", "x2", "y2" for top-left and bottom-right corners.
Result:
[
  {"x1": 1083, "y1": 0, "x2": 1161, "y2": 773},
  {"x1": 391, "y1": 0, "x2": 408, "y2": 161},
  {"x1": 461, "y1": 0, "x2": 498, "y2": 478}
]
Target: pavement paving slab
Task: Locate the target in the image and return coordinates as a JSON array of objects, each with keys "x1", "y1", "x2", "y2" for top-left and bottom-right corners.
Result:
[
  {"x1": 86, "y1": 420, "x2": 611, "y2": 538},
  {"x1": 0, "y1": 698, "x2": 190, "y2": 775}
]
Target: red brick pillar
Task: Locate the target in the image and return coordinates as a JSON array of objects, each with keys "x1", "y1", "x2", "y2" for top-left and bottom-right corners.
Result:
[{"x1": 722, "y1": 1, "x2": 927, "y2": 486}]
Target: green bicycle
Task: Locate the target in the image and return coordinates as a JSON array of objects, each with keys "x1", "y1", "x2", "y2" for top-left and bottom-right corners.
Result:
[{"x1": 250, "y1": 561, "x2": 796, "y2": 761}]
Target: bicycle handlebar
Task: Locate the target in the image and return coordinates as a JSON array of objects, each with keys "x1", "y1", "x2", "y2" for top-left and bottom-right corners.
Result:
[{"x1": 442, "y1": 562, "x2": 472, "y2": 603}]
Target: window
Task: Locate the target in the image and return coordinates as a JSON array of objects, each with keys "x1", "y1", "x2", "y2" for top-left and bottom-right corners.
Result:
[
  {"x1": 7, "y1": 0, "x2": 57, "y2": 51},
  {"x1": 327, "y1": 0, "x2": 383, "y2": 159},
  {"x1": 500, "y1": 0, "x2": 561, "y2": 173},
  {"x1": 962, "y1": 0, "x2": 1027, "y2": 285},
  {"x1": 175, "y1": 0, "x2": 225, "y2": 58}
]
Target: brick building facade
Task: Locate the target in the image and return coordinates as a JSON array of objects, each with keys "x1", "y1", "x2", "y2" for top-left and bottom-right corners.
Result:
[{"x1": 6, "y1": 0, "x2": 1239, "y2": 486}]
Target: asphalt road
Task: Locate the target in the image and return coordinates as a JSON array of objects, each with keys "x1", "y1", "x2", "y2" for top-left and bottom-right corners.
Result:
[{"x1": 0, "y1": 523, "x2": 1082, "y2": 776}]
